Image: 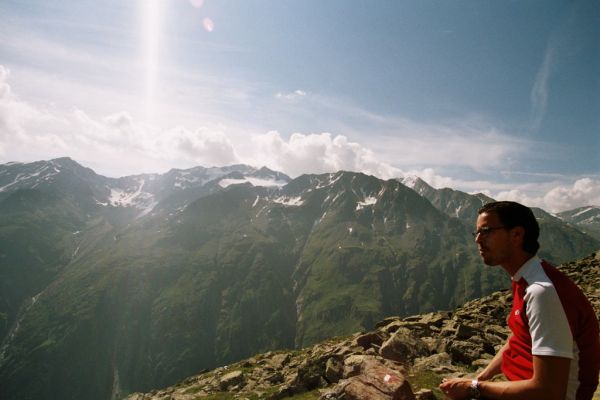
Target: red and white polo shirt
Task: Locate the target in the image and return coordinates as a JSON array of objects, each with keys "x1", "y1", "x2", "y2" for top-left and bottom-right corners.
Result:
[{"x1": 501, "y1": 257, "x2": 600, "y2": 400}]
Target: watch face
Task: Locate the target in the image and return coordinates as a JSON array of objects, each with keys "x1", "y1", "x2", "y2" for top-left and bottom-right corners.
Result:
[{"x1": 470, "y1": 380, "x2": 481, "y2": 398}]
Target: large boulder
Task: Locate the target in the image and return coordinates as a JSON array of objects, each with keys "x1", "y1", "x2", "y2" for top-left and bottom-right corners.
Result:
[
  {"x1": 219, "y1": 370, "x2": 244, "y2": 390},
  {"x1": 321, "y1": 356, "x2": 416, "y2": 400},
  {"x1": 379, "y1": 328, "x2": 429, "y2": 363}
]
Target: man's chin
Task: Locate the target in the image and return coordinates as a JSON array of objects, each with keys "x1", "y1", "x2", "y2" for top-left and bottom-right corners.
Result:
[
  {"x1": 480, "y1": 255, "x2": 499, "y2": 267},
  {"x1": 483, "y1": 260, "x2": 501, "y2": 267}
]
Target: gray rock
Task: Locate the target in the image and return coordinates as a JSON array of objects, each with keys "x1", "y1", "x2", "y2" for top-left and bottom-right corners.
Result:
[
  {"x1": 454, "y1": 324, "x2": 482, "y2": 340},
  {"x1": 325, "y1": 357, "x2": 344, "y2": 383},
  {"x1": 379, "y1": 328, "x2": 429, "y2": 363},
  {"x1": 219, "y1": 370, "x2": 244, "y2": 390},
  {"x1": 269, "y1": 353, "x2": 291, "y2": 369},
  {"x1": 447, "y1": 340, "x2": 484, "y2": 364},
  {"x1": 356, "y1": 331, "x2": 386, "y2": 350}
]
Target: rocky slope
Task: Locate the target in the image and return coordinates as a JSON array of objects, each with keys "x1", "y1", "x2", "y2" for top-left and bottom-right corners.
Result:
[{"x1": 125, "y1": 251, "x2": 600, "y2": 400}]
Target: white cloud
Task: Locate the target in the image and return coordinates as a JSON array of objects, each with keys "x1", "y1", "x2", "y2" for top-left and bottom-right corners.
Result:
[
  {"x1": 485, "y1": 178, "x2": 600, "y2": 213},
  {"x1": 398, "y1": 164, "x2": 600, "y2": 212},
  {"x1": 529, "y1": 46, "x2": 553, "y2": 134},
  {"x1": 168, "y1": 126, "x2": 238, "y2": 165},
  {"x1": 493, "y1": 190, "x2": 545, "y2": 209},
  {"x1": 1, "y1": 64, "x2": 598, "y2": 212},
  {"x1": 250, "y1": 131, "x2": 400, "y2": 178},
  {"x1": 0, "y1": 66, "x2": 70, "y2": 155},
  {"x1": 275, "y1": 90, "x2": 307, "y2": 100},
  {"x1": 0, "y1": 67, "x2": 239, "y2": 175},
  {"x1": 292, "y1": 92, "x2": 530, "y2": 172},
  {"x1": 364, "y1": 120, "x2": 528, "y2": 172},
  {"x1": 541, "y1": 178, "x2": 600, "y2": 211},
  {"x1": 0, "y1": 66, "x2": 11, "y2": 99}
]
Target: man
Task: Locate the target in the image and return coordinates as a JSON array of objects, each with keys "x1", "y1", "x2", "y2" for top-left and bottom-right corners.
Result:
[{"x1": 439, "y1": 201, "x2": 600, "y2": 400}]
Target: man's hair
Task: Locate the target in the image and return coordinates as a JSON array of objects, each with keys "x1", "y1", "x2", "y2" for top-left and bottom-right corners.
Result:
[{"x1": 478, "y1": 201, "x2": 540, "y2": 255}]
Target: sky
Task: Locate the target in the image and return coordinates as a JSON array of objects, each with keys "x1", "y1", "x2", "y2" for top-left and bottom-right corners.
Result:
[{"x1": 0, "y1": 0, "x2": 598, "y2": 212}]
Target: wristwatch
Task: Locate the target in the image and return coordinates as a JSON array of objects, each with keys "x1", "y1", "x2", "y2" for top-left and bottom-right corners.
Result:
[{"x1": 469, "y1": 379, "x2": 481, "y2": 399}]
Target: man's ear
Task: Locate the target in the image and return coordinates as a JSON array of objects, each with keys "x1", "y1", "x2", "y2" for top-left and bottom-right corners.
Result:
[{"x1": 510, "y1": 226, "x2": 525, "y2": 247}]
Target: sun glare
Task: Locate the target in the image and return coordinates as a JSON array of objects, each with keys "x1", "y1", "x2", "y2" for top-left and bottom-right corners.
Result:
[{"x1": 142, "y1": 0, "x2": 162, "y2": 122}]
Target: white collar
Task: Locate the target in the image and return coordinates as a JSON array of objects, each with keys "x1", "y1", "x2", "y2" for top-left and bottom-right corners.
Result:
[{"x1": 511, "y1": 255, "x2": 541, "y2": 282}]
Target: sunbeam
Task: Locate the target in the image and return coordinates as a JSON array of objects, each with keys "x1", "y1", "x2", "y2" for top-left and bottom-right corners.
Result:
[{"x1": 142, "y1": 0, "x2": 162, "y2": 122}]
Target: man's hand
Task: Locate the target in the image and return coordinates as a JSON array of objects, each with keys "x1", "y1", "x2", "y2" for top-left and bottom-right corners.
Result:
[{"x1": 439, "y1": 377, "x2": 472, "y2": 400}]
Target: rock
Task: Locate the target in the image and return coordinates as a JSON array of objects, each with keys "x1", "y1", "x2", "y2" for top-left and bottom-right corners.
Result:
[
  {"x1": 472, "y1": 358, "x2": 491, "y2": 369},
  {"x1": 415, "y1": 389, "x2": 437, "y2": 400},
  {"x1": 297, "y1": 357, "x2": 327, "y2": 390},
  {"x1": 440, "y1": 320, "x2": 458, "y2": 337},
  {"x1": 322, "y1": 356, "x2": 416, "y2": 400},
  {"x1": 375, "y1": 316, "x2": 402, "y2": 329},
  {"x1": 379, "y1": 328, "x2": 429, "y2": 363},
  {"x1": 447, "y1": 340, "x2": 484, "y2": 364},
  {"x1": 344, "y1": 355, "x2": 369, "y2": 378},
  {"x1": 377, "y1": 319, "x2": 404, "y2": 334},
  {"x1": 219, "y1": 370, "x2": 244, "y2": 390},
  {"x1": 325, "y1": 357, "x2": 344, "y2": 383},
  {"x1": 409, "y1": 312, "x2": 449, "y2": 328},
  {"x1": 412, "y1": 352, "x2": 452, "y2": 372},
  {"x1": 269, "y1": 353, "x2": 291, "y2": 369},
  {"x1": 420, "y1": 336, "x2": 447, "y2": 354},
  {"x1": 468, "y1": 334, "x2": 496, "y2": 355},
  {"x1": 356, "y1": 331, "x2": 386, "y2": 350},
  {"x1": 265, "y1": 371, "x2": 284, "y2": 384},
  {"x1": 484, "y1": 324, "x2": 510, "y2": 340},
  {"x1": 454, "y1": 324, "x2": 481, "y2": 340}
]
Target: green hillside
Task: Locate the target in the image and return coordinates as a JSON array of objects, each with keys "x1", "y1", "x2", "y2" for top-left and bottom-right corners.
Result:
[{"x1": 0, "y1": 164, "x2": 598, "y2": 400}]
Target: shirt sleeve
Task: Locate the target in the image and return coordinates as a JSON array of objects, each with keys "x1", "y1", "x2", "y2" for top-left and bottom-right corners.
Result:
[{"x1": 524, "y1": 282, "x2": 574, "y2": 359}]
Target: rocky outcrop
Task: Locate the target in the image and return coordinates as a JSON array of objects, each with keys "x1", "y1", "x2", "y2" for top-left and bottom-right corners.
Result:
[
  {"x1": 322, "y1": 356, "x2": 415, "y2": 400},
  {"x1": 125, "y1": 252, "x2": 600, "y2": 400}
]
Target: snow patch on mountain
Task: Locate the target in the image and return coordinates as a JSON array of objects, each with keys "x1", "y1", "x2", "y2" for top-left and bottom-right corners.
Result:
[
  {"x1": 136, "y1": 200, "x2": 158, "y2": 218},
  {"x1": 572, "y1": 207, "x2": 595, "y2": 218},
  {"x1": 219, "y1": 177, "x2": 288, "y2": 188},
  {"x1": 173, "y1": 172, "x2": 203, "y2": 188},
  {"x1": 0, "y1": 163, "x2": 61, "y2": 192},
  {"x1": 356, "y1": 196, "x2": 377, "y2": 210},
  {"x1": 272, "y1": 196, "x2": 304, "y2": 206},
  {"x1": 94, "y1": 178, "x2": 159, "y2": 218},
  {"x1": 401, "y1": 175, "x2": 419, "y2": 189},
  {"x1": 109, "y1": 179, "x2": 149, "y2": 207},
  {"x1": 454, "y1": 205, "x2": 463, "y2": 218},
  {"x1": 315, "y1": 173, "x2": 343, "y2": 189}
]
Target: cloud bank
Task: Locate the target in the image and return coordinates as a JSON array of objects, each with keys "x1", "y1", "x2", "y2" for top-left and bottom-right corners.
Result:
[{"x1": 0, "y1": 64, "x2": 598, "y2": 212}]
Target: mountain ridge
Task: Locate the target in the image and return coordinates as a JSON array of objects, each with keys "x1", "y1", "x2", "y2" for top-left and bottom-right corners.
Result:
[{"x1": 0, "y1": 158, "x2": 598, "y2": 400}]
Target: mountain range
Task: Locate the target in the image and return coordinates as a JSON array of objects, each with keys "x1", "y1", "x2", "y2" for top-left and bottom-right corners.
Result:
[{"x1": 0, "y1": 157, "x2": 597, "y2": 400}]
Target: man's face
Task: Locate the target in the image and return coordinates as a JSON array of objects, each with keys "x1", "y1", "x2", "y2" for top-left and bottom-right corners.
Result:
[{"x1": 474, "y1": 212, "x2": 511, "y2": 266}]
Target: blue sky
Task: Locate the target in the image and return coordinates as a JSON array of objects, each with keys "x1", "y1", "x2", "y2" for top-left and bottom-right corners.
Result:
[{"x1": 0, "y1": 0, "x2": 598, "y2": 211}]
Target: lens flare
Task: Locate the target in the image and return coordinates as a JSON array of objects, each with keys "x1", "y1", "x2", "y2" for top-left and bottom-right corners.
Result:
[
  {"x1": 142, "y1": 0, "x2": 162, "y2": 122},
  {"x1": 203, "y1": 17, "x2": 215, "y2": 32}
]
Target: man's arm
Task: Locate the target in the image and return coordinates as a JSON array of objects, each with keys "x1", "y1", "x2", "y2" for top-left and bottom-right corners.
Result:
[{"x1": 439, "y1": 355, "x2": 570, "y2": 400}]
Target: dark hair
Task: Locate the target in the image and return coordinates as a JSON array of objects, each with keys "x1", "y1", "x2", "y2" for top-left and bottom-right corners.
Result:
[{"x1": 478, "y1": 201, "x2": 540, "y2": 255}]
